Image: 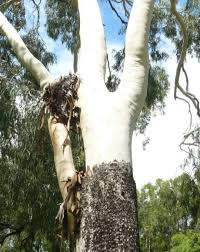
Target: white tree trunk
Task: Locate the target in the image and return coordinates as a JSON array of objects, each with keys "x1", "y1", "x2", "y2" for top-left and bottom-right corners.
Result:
[
  {"x1": 78, "y1": 0, "x2": 154, "y2": 168},
  {"x1": 0, "y1": 0, "x2": 155, "y2": 250},
  {"x1": 76, "y1": 0, "x2": 154, "y2": 250}
]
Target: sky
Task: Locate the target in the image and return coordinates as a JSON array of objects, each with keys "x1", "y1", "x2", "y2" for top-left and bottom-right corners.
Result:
[
  {"x1": 25, "y1": 0, "x2": 200, "y2": 189},
  {"x1": 133, "y1": 56, "x2": 200, "y2": 188}
]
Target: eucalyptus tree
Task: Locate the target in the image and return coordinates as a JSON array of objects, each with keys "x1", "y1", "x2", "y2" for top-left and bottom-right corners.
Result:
[
  {"x1": 171, "y1": 231, "x2": 200, "y2": 252},
  {"x1": 0, "y1": 0, "x2": 195, "y2": 251},
  {"x1": 138, "y1": 175, "x2": 200, "y2": 251},
  {"x1": 0, "y1": 0, "x2": 155, "y2": 250}
]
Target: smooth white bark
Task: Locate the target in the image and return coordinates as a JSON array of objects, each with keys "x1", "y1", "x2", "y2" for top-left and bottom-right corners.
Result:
[
  {"x1": 78, "y1": 0, "x2": 155, "y2": 168},
  {"x1": 117, "y1": 0, "x2": 154, "y2": 123},
  {"x1": 80, "y1": 92, "x2": 133, "y2": 168},
  {"x1": 0, "y1": 11, "x2": 53, "y2": 88},
  {"x1": 78, "y1": 0, "x2": 107, "y2": 88},
  {"x1": 48, "y1": 117, "x2": 76, "y2": 200}
]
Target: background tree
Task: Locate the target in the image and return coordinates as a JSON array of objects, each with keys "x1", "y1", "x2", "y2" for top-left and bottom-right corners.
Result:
[
  {"x1": 138, "y1": 173, "x2": 200, "y2": 251},
  {"x1": 0, "y1": 1, "x2": 65, "y2": 250},
  {"x1": 171, "y1": 231, "x2": 200, "y2": 252}
]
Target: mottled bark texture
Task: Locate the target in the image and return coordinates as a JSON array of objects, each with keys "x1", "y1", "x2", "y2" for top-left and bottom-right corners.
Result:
[{"x1": 77, "y1": 161, "x2": 139, "y2": 251}]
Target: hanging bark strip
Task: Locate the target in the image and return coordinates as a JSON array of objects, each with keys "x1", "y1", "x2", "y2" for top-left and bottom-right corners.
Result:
[
  {"x1": 55, "y1": 171, "x2": 86, "y2": 241},
  {"x1": 41, "y1": 73, "x2": 80, "y2": 134},
  {"x1": 41, "y1": 73, "x2": 84, "y2": 242}
]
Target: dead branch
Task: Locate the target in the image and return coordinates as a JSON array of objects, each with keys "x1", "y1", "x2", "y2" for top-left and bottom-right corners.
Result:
[
  {"x1": 122, "y1": 0, "x2": 130, "y2": 18},
  {"x1": 31, "y1": 0, "x2": 41, "y2": 29},
  {"x1": 108, "y1": 0, "x2": 132, "y2": 23},
  {"x1": 107, "y1": 0, "x2": 128, "y2": 24},
  {"x1": 170, "y1": 0, "x2": 188, "y2": 100}
]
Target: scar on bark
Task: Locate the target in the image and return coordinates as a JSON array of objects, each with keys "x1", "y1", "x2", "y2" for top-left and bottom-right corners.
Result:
[{"x1": 39, "y1": 73, "x2": 85, "y2": 242}]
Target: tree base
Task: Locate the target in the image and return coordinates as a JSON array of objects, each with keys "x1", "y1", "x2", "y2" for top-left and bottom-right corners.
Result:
[{"x1": 77, "y1": 161, "x2": 139, "y2": 251}]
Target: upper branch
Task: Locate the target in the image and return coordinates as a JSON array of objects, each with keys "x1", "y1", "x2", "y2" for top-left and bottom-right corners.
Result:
[
  {"x1": 170, "y1": 0, "x2": 188, "y2": 99},
  {"x1": 77, "y1": 0, "x2": 106, "y2": 84},
  {"x1": 170, "y1": 0, "x2": 200, "y2": 117},
  {"x1": 0, "y1": 11, "x2": 53, "y2": 89},
  {"x1": 107, "y1": 0, "x2": 128, "y2": 25},
  {"x1": 117, "y1": 0, "x2": 155, "y2": 120}
]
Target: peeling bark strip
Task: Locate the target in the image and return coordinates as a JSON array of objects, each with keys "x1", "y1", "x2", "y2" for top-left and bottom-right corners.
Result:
[
  {"x1": 77, "y1": 162, "x2": 139, "y2": 252},
  {"x1": 42, "y1": 74, "x2": 80, "y2": 130}
]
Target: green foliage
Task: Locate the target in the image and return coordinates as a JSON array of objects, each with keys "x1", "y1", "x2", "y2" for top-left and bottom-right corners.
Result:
[
  {"x1": 138, "y1": 174, "x2": 200, "y2": 252},
  {"x1": 0, "y1": 4, "x2": 65, "y2": 250},
  {"x1": 164, "y1": 0, "x2": 200, "y2": 59},
  {"x1": 171, "y1": 231, "x2": 200, "y2": 252},
  {"x1": 137, "y1": 66, "x2": 170, "y2": 133},
  {"x1": 45, "y1": 0, "x2": 80, "y2": 54},
  {"x1": 2, "y1": 0, "x2": 26, "y2": 31},
  {"x1": 0, "y1": 60, "x2": 62, "y2": 250}
]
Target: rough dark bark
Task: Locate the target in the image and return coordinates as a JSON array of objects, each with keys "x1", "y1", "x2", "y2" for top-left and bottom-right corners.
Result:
[{"x1": 77, "y1": 161, "x2": 139, "y2": 251}]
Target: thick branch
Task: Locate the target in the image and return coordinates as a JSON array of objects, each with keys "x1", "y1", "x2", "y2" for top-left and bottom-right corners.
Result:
[
  {"x1": 0, "y1": 11, "x2": 53, "y2": 89},
  {"x1": 117, "y1": 0, "x2": 155, "y2": 122},
  {"x1": 77, "y1": 0, "x2": 107, "y2": 85}
]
